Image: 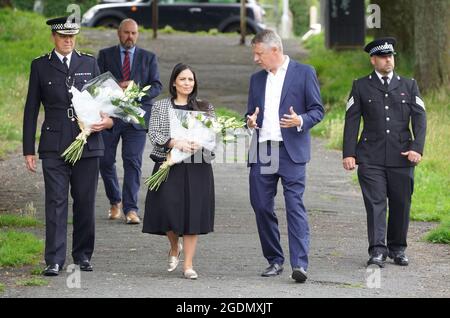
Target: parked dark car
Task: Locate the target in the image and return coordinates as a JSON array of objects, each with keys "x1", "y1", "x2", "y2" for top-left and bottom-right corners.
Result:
[{"x1": 81, "y1": 0, "x2": 266, "y2": 34}]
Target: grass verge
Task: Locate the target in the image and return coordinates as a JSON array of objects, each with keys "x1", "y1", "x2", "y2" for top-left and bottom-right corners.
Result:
[
  {"x1": 0, "y1": 231, "x2": 44, "y2": 267},
  {"x1": 0, "y1": 9, "x2": 52, "y2": 158},
  {"x1": 16, "y1": 278, "x2": 48, "y2": 287},
  {"x1": 0, "y1": 214, "x2": 43, "y2": 228}
]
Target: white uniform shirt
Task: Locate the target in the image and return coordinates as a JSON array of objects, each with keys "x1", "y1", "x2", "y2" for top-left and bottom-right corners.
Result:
[
  {"x1": 375, "y1": 70, "x2": 393, "y2": 85},
  {"x1": 54, "y1": 50, "x2": 73, "y2": 69}
]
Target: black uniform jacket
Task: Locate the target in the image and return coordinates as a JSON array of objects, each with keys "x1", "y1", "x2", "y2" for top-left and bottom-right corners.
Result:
[
  {"x1": 343, "y1": 71, "x2": 426, "y2": 167},
  {"x1": 23, "y1": 49, "x2": 104, "y2": 159}
]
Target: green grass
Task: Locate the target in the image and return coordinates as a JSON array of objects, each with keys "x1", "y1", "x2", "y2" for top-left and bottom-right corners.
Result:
[
  {"x1": 16, "y1": 277, "x2": 48, "y2": 287},
  {"x1": 0, "y1": 231, "x2": 44, "y2": 267},
  {"x1": 304, "y1": 34, "x2": 449, "y2": 244},
  {"x1": 30, "y1": 266, "x2": 44, "y2": 276},
  {"x1": 215, "y1": 107, "x2": 243, "y2": 120},
  {"x1": 409, "y1": 88, "x2": 450, "y2": 225},
  {"x1": 0, "y1": 214, "x2": 43, "y2": 228},
  {"x1": 425, "y1": 216, "x2": 450, "y2": 244},
  {"x1": 0, "y1": 9, "x2": 52, "y2": 157}
]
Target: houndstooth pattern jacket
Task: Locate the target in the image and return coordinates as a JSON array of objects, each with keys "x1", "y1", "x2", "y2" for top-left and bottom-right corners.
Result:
[{"x1": 148, "y1": 97, "x2": 215, "y2": 161}]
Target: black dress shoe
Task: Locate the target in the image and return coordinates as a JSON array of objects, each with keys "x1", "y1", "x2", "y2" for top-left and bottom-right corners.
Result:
[
  {"x1": 43, "y1": 264, "x2": 60, "y2": 276},
  {"x1": 76, "y1": 260, "x2": 93, "y2": 271},
  {"x1": 261, "y1": 263, "x2": 283, "y2": 277},
  {"x1": 292, "y1": 267, "x2": 307, "y2": 283},
  {"x1": 367, "y1": 254, "x2": 386, "y2": 268},
  {"x1": 388, "y1": 251, "x2": 409, "y2": 266}
]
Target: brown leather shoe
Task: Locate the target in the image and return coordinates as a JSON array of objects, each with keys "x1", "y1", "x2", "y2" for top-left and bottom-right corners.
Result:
[
  {"x1": 125, "y1": 211, "x2": 141, "y2": 224},
  {"x1": 108, "y1": 203, "x2": 122, "y2": 220}
]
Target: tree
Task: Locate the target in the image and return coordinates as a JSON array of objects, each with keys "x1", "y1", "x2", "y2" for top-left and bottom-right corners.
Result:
[
  {"x1": 414, "y1": 0, "x2": 449, "y2": 91},
  {"x1": 0, "y1": 0, "x2": 12, "y2": 8},
  {"x1": 371, "y1": 0, "x2": 449, "y2": 92},
  {"x1": 371, "y1": 0, "x2": 414, "y2": 55}
]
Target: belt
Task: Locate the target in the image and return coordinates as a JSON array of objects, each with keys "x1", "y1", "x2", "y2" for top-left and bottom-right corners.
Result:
[{"x1": 44, "y1": 108, "x2": 76, "y2": 121}]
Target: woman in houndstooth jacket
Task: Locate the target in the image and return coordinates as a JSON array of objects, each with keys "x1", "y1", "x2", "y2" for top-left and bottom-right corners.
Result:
[{"x1": 142, "y1": 63, "x2": 215, "y2": 280}]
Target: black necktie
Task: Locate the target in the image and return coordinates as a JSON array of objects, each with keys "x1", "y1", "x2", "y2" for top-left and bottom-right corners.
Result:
[
  {"x1": 382, "y1": 76, "x2": 389, "y2": 89},
  {"x1": 62, "y1": 56, "x2": 69, "y2": 74}
]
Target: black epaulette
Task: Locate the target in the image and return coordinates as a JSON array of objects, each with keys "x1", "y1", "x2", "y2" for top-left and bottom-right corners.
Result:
[
  {"x1": 75, "y1": 49, "x2": 94, "y2": 58},
  {"x1": 34, "y1": 52, "x2": 51, "y2": 60}
]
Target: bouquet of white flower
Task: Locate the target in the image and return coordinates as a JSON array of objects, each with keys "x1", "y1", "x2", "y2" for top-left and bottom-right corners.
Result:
[
  {"x1": 61, "y1": 72, "x2": 150, "y2": 165},
  {"x1": 144, "y1": 109, "x2": 246, "y2": 191}
]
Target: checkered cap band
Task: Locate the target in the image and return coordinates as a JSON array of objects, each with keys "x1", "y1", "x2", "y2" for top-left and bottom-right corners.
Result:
[
  {"x1": 369, "y1": 43, "x2": 394, "y2": 55},
  {"x1": 51, "y1": 22, "x2": 79, "y2": 31}
]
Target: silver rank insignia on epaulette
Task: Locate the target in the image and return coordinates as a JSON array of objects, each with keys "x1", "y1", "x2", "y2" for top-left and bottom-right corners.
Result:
[
  {"x1": 75, "y1": 49, "x2": 94, "y2": 57},
  {"x1": 346, "y1": 96, "x2": 354, "y2": 111},
  {"x1": 416, "y1": 96, "x2": 425, "y2": 110},
  {"x1": 369, "y1": 75, "x2": 372, "y2": 79},
  {"x1": 34, "y1": 53, "x2": 50, "y2": 60},
  {"x1": 397, "y1": 76, "x2": 401, "y2": 80}
]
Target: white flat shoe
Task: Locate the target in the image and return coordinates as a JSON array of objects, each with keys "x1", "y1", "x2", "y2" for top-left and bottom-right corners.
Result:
[
  {"x1": 183, "y1": 268, "x2": 198, "y2": 280},
  {"x1": 167, "y1": 241, "x2": 183, "y2": 272}
]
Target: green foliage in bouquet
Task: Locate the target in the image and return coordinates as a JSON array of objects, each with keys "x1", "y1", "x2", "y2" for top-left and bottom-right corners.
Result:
[{"x1": 110, "y1": 81, "x2": 150, "y2": 128}]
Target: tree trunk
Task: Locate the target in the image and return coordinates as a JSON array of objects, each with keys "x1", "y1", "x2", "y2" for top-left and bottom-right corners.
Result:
[
  {"x1": 414, "y1": 0, "x2": 450, "y2": 92},
  {"x1": 370, "y1": 0, "x2": 414, "y2": 55},
  {"x1": 0, "y1": 0, "x2": 12, "y2": 8}
]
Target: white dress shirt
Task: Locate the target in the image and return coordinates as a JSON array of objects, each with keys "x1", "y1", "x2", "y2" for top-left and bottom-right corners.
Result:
[
  {"x1": 259, "y1": 56, "x2": 290, "y2": 143},
  {"x1": 54, "y1": 50, "x2": 73, "y2": 69},
  {"x1": 375, "y1": 70, "x2": 393, "y2": 85}
]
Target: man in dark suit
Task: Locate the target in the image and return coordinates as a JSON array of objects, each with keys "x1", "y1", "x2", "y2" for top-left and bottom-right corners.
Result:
[
  {"x1": 97, "y1": 19, "x2": 162, "y2": 224},
  {"x1": 23, "y1": 17, "x2": 114, "y2": 276},
  {"x1": 246, "y1": 30, "x2": 324, "y2": 283},
  {"x1": 343, "y1": 38, "x2": 427, "y2": 268}
]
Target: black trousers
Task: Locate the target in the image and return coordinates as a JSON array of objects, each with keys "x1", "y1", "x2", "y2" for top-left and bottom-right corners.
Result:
[
  {"x1": 357, "y1": 163, "x2": 414, "y2": 256},
  {"x1": 42, "y1": 157, "x2": 99, "y2": 266}
]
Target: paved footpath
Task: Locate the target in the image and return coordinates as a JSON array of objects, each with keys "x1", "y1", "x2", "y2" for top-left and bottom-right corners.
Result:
[{"x1": 1, "y1": 32, "x2": 448, "y2": 298}]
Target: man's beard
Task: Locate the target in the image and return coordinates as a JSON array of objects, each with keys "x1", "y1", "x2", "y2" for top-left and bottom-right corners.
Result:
[{"x1": 122, "y1": 40, "x2": 135, "y2": 49}]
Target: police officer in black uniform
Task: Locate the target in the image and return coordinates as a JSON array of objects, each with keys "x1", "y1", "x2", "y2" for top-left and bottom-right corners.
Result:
[
  {"x1": 342, "y1": 38, "x2": 427, "y2": 268},
  {"x1": 23, "y1": 17, "x2": 114, "y2": 276}
]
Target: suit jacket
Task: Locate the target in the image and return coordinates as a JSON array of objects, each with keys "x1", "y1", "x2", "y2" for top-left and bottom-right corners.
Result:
[
  {"x1": 97, "y1": 45, "x2": 162, "y2": 130},
  {"x1": 343, "y1": 71, "x2": 427, "y2": 167},
  {"x1": 23, "y1": 49, "x2": 104, "y2": 159},
  {"x1": 246, "y1": 60, "x2": 324, "y2": 164}
]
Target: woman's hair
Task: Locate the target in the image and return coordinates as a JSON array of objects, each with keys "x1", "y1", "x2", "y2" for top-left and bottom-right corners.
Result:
[{"x1": 169, "y1": 63, "x2": 209, "y2": 111}]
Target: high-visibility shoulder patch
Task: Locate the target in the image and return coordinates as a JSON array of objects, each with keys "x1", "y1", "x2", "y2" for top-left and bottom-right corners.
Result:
[
  {"x1": 346, "y1": 96, "x2": 354, "y2": 111},
  {"x1": 416, "y1": 96, "x2": 425, "y2": 110}
]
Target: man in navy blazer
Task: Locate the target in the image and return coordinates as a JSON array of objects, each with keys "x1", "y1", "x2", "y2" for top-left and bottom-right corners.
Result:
[
  {"x1": 97, "y1": 19, "x2": 162, "y2": 224},
  {"x1": 246, "y1": 30, "x2": 324, "y2": 283}
]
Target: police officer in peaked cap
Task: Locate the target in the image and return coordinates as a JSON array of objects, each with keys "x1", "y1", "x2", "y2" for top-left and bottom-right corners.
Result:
[
  {"x1": 342, "y1": 37, "x2": 427, "y2": 268},
  {"x1": 23, "y1": 16, "x2": 114, "y2": 276}
]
